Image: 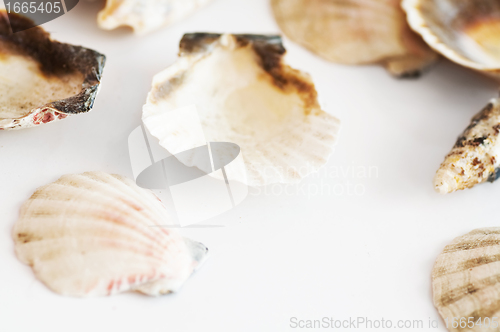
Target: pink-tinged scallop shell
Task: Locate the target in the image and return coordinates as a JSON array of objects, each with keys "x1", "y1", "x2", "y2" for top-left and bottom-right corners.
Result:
[
  {"x1": 0, "y1": 12, "x2": 105, "y2": 130},
  {"x1": 13, "y1": 172, "x2": 208, "y2": 297}
]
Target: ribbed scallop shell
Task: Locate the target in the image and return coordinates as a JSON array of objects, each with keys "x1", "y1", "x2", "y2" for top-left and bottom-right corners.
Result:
[
  {"x1": 434, "y1": 98, "x2": 500, "y2": 194},
  {"x1": 403, "y1": 0, "x2": 500, "y2": 76},
  {"x1": 271, "y1": 0, "x2": 438, "y2": 77},
  {"x1": 433, "y1": 228, "x2": 500, "y2": 332},
  {"x1": 13, "y1": 172, "x2": 208, "y2": 297},
  {"x1": 97, "y1": 0, "x2": 212, "y2": 34},
  {"x1": 142, "y1": 33, "x2": 341, "y2": 187}
]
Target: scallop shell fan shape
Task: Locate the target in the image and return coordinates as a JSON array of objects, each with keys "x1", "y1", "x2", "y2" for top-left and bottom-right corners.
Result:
[
  {"x1": 433, "y1": 228, "x2": 500, "y2": 332},
  {"x1": 13, "y1": 172, "x2": 208, "y2": 297}
]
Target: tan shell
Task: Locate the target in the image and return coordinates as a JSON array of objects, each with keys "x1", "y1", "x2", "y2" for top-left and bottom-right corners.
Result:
[
  {"x1": 13, "y1": 172, "x2": 208, "y2": 297},
  {"x1": 98, "y1": 0, "x2": 212, "y2": 34},
  {"x1": 434, "y1": 98, "x2": 500, "y2": 194},
  {"x1": 0, "y1": 12, "x2": 105, "y2": 130},
  {"x1": 403, "y1": 0, "x2": 500, "y2": 76},
  {"x1": 142, "y1": 33, "x2": 341, "y2": 187},
  {"x1": 433, "y1": 228, "x2": 500, "y2": 332},
  {"x1": 270, "y1": 0, "x2": 438, "y2": 77}
]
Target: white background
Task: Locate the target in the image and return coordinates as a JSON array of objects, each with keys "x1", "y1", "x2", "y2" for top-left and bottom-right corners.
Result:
[{"x1": 1, "y1": 0, "x2": 499, "y2": 331}]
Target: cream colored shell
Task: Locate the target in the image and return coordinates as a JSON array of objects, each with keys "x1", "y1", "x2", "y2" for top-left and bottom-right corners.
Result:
[
  {"x1": 271, "y1": 0, "x2": 438, "y2": 77},
  {"x1": 142, "y1": 33, "x2": 341, "y2": 187},
  {"x1": 433, "y1": 228, "x2": 500, "y2": 332},
  {"x1": 403, "y1": 0, "x2": 500, "y2": 76},
  {"x1": 13, "y1": 172, "x2": 208, "y2": 297},
  {"x1": 98, "y1": 0, "x2": 212, "y2": 34}
]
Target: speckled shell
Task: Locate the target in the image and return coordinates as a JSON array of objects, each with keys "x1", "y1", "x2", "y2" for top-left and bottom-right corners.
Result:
[
  {"x1": 433, "y1": 228, "x2": 500, "y2": 332},
  {"x1": 271, "y1": 0, "x2": 438, "y2": 78},
  {"x1": 434, "y1": 98, "x2": 500, "y2": 194},
  {"x1": 403, "y1": 0, "x2": 500, "y2": 77},
  {"x1": 97, "y1": 0, "x2": 212, "y2": 34},
  {"x1": 142, "y1": 33, "x2": 341, "y2": 187},
  {"x1": 13, "y1": 172, "x2": 208, "y2": 297},
  {"x1": 0, "y1": 12, "x2": 105, "y2": 130}
]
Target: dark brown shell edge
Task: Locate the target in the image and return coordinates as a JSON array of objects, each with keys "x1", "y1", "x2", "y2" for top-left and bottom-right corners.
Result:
[
  {"x1": 0, "y1": 12, "x2": 106, "y2": 129},
  {"x1": 178, "y1": 33, "x2": 320, "y2": 114}
]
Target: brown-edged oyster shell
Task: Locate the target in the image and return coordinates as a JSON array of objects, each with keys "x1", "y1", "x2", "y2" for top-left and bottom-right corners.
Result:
[
  {"x1": 403, "y1": 0, "x2": 500, "y2": 77},
  {"x1": 0, "y1": 12, "x2": 105, "y2": 130},
  {"x1": 434, "y1": 98, "x2": 500, "y2": 194},
  {"x1": 98, "y1": 0, "x2": 212, "y2": 34},
  {"x1": 142, "y1": 33, "x2": 341, "y2": 187},
  {"x1": 13, "y1": 172, "x2": 208, "y2": 297},
  {"x1": 433, "y1": 228, "x2": 500, "y2": 332},
  {"x1": 270, "y1": 0, "x2": 438, "y2": 77}
]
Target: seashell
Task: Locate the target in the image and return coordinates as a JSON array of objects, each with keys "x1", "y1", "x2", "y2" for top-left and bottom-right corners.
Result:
[
  {"x1": 403, "y1": 0, "x2": 500, "y2": 76},
  {"x1": 270, "y1": 0, "x2": 438, "y2": 78},
  {"x1": 0, "y1": 12, "x2": 106, "y2": 130},
  {"x1": 142, "y1": 33, "x2": 341, "y2": 187},
  {"x1": 433, "y1": 228, "x2": 500, "y2": 332},
  {"x1": 434, "y1": 98, "x2": 500, "y2": 194},
  {"x1": 98, "y1": 0, "x2": 212, "y2": 34},
  {"x1": 12, "y1": 172, "x2": 208, "y2": 297}
]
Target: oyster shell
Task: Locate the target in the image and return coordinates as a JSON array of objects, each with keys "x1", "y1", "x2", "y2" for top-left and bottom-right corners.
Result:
[
  {"x1": 142, "y1": 33, "x2": 341, "y2": 187},
  {"x1": 98, "y1": 0, "x2": 212, "y2": 34},
  {"x1": 0, "y1": 12, "x2": 105, "y2": 130},
  {"x1": 13, "y1": 172, "x2": 208, "y2": 297},
  {"x1": 270, "y1": 0, "x2": 438, "y2": 77},
  {"x1": 434, "y1": 98, "x2": 500, "y2": 194},
  {"x1": 433, "y1": 228, "x2": 500, "y2": 332},
  {"x1": 403, "y1": 0, "x2": 500, "y2": 76}
]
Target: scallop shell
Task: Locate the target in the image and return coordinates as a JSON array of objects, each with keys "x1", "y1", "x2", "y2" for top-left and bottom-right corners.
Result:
[
  {"x1": 403, "y1": 0, "x2": 500, "y2": 76},
  {"x1": 13, "y1": 172, "x2": 208, "y2": 297},
  {"x1": 270, "y1": 0, "x2": 438, "y2": 78},
  {"x1": 433, "y1": 228, "x2": 500, "y2": 332},
  {"x1": 142, "y1": 33, "x2": 341, "y2": 187},
  {"x1": 434, "y1": 98, "x2": 500, "y2": 194},
  {"x1": 98, "y1": 0, "x2": 212, "y2": 34},
  {"x1": 0, "y1": 12, "x2": 106, "y2": 130}
]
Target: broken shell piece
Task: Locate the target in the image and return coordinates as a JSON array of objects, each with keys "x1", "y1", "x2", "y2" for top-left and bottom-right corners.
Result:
[
  {"x1": 270, "y1": 0, "x2": 438, "y2": 77},
  {"x1": 434, "y1": 98, "x2": 500, "y2": 194},
  {"x1": 0, "y1": 12, "x2": 105, "y2": 130},
  {"x1": 433, "y1": 228, "x2": 500, "y2": 332},
  {"x1": 403, "y1": 0, "x2": 500, "y2": 76},
  {"x1": 98, "y1": 0, "x2": 212, "y2": 34},
  {"x1": 13, "y1": 172, "x2": 208, "y2": 297},
  {"x1": 143, "y1": 33, "x2": 341, "y2": 187}
]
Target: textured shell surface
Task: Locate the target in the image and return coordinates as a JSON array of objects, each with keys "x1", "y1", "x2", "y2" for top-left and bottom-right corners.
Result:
[
  {"x1": 12, "y1": 172, "x2": 208, "y2": 297},
  {"x1": 0, "y1": 12, "x2": 106, "y2": 130},
  {"x1": 434, "y1": 98, "x2": 500, "y2": 194},
  {"x1": 403, "y1": 0, "x2": 500, "y2": 76},
  {"x1": 270, "y1": 0, "x2": 438, "y2": 77},
  {"x1": 142, "y1": 33, "x2": 341, "y2": 187},
  {"x1": 433, "y1": 228, "x2": 500, "y2": 332},
  {"x1": 98, "y1": 0, "x2": 212, "y2": 34}
]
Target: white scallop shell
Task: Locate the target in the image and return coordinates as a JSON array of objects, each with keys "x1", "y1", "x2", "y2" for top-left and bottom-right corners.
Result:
[
  {"x1": 142, "y1": 33, "x2": 341, "y2": 187},
  {"x1": 403, "y1": 0, "x2": 500, "y2": 76},
  {"x1": 271, "y1": 0, "x2": 438, "y2": 77},
  {"x1": 97, "y1": 0, "x2": 212, "y2": 34},
  {"x1": 433, "y1": 228, "x2": 500, "y2": 332},
  {"x1": 13, "y1": 172, "x2": 208, "y2": 297}
]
